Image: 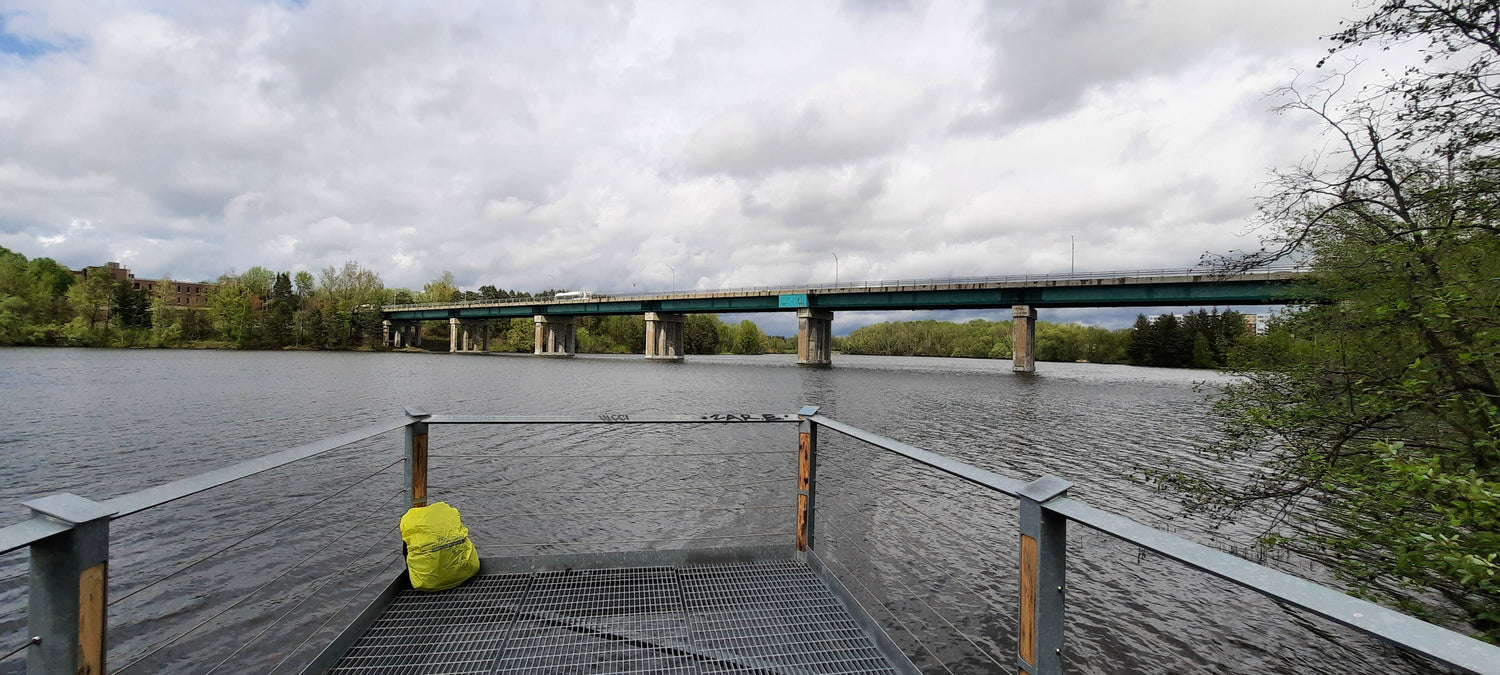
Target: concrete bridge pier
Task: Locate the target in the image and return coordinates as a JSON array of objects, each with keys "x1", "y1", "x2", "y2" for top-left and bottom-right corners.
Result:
[
  {"x1": 385, "y1": 321, "x2": 422, "y2": 348},
  {"x1": 534, "y1": 315, "x2": 576, "y2": 357},
  {"x1": 797, "y1": 309, "x2": 833, "y2": 367},
  {"x1": 448, "y1": 321, "x2": 488, "y2": 353},
  {"x1": 645, "y1": 312, "x2": 686, "y2": 361},
  {"x1": 1012, "y1": 305, "x2": 1036, "y2": 372}
]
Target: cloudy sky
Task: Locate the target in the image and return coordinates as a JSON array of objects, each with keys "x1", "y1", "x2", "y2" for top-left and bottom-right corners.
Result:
[{"x1": 0, "y1": 0, "x2": 1374, "y2": 334}]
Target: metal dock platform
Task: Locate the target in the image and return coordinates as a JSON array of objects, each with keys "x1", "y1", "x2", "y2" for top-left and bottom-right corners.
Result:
[{"x1": 312, "y1": 549, "x2": 911, "y2": 675}]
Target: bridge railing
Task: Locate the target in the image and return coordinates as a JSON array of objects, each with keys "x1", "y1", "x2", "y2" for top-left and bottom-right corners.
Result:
[{"x1": 381, "y1": 264, "x2": 1309, "y2": 311}]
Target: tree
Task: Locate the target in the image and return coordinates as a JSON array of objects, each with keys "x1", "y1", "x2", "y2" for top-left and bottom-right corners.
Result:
[
  {"x1": 149, "y1": 274, "x2": 184, "y2": 346},
  {"x1": 731, "y1": 319, "x2": 765, "y2": 355},
  {"x1": 1322, "y1": 0, "x2": 1500, "y2": 157},
  {"x1": 112, "y1": 281, "x2": 150, "y2": 330},
  {"x1": 294, "y1": 270, "x2": 316, "y2": 298},
  {"x1": 267, "y1": 272, "x2": 295, "y2": 346},
  {"x1": 239, "y1": 266, "x2": 275, "y2": 300},
  {"x1": 420, "y1": 271, "x2": 460, "y2": 303},
  {"x1": 208, "y1": 281, "x2": 257, "y2": 347},
  {"x1": 315, "y1": 261, "x2": 385, "y2": 348},
  {"x1": 683, "y1": 314, "x2": 722, "y2": 354},
  {"x1": 65, "y1": 272, "x2": 115, "y2": 340},
  {"x1": 1162, "y1": 2, "x2": 1500, "y2": 640}
]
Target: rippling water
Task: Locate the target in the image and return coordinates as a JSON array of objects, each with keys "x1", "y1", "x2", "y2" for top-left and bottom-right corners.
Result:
[{"x1": 0, "y1": 348, "x2": 1439, "y2": 674}]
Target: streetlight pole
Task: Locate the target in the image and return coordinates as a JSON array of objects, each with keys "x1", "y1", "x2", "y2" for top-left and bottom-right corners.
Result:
[
  {"x1": 832, "y1": 252, "x2": 839, "y2": 285},
  {"x1": 1070, "y1": 235, "x2": 1075, "y2": 277},
  {"x1": 665, "y1": 264, "x2": 675, "y2": 292}
]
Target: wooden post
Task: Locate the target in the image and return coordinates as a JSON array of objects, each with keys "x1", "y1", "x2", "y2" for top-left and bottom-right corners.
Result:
[
  {"x1": 796, "y1": 406, "x2": 820, "y2": 551},
  {"x1": 22, "y1": 494, "x2": 111, "y2": 675},
  {"x1": 404, "y1": 414, "x2": 430, "y2": 509},
  {"x1": 1017, "y1": 477, "x2": 1070, "y2": 675}
]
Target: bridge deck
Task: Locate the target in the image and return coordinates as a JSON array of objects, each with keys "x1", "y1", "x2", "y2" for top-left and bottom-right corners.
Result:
[
  {"x1": 320, "y1": 555, "x2": 907, "y2": 674},
  {"x1": 382, "y1": 268, "x2": 1307, "y2": 320}
]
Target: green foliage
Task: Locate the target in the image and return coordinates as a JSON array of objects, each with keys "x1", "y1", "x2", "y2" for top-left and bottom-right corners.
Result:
[
  {"x1": 0, "y1": 247, "x2": 73, "y2": 344},
  {"x1": 730, "y1": 319, "x2": 766, "y2": 355},
  {"x1": 420, "y1": 271, "x2": 460, "y2": 303},
  {"x1": 838, "y1": 318, "x2": 1128, "y2": 364},
  {"x1": 1125, "y1": 310, "x2": 1246, "y2": 368},
  {"x1": 66, "y1": 273, "x2": 114, "y2": 336},
  {"x1": 1037, "y1": 322, "x2": 1130, "y2": 363},
  {"x1": 1168, "y1": 3, "x2": 1500, "y2": 639},
  {"x1": 208, "y1": 281, "x2": 257, "y2": 347},
  {"x1": 573, "y1": 315, "x2": 646, "y2": 354},
  {"x1": 293, "y1": 270, "x2": 315, "y2": 298},
  {"x1": 683, "y1": 314, "x2": 721, "y2": 354}
]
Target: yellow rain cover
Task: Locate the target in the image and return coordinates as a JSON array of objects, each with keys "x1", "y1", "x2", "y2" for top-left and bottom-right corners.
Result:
[{"x1": 400, "y1": 502, "x2": 480, "y2": 591}]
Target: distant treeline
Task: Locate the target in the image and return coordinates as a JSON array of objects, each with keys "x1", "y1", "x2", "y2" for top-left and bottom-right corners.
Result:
[
  {"x1": 836, "y1": 309, "x2": 1249, "y2": 368},
  {"x1": 2, "y1": 245, "x2": 1247, "y2": 365},
  {"x1": 0, "y1": 247, "x2": 791, "y2": 354},
  {"x1": 469, "y1": 315, "x2": 790, "y2": 355}
]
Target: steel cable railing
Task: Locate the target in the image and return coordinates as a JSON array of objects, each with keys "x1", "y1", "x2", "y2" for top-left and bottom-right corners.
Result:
[
  {"x1": 114, "y1": 490, "x2": 404, "y2": 673},
  {"x1": 108, "y1": 457, "x2": 403, "y2": 609},
  {"x1": 9, "y1": 409, "x2": 1492, "y2": 674},
  {"x1": 0, "y1": 636, "x2": 39, "y2": 662}
]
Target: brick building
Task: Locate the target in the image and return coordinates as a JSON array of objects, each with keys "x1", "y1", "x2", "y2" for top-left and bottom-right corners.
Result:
[{"x1": 78, "y1": 262, "x2": 215, "y2": 308}]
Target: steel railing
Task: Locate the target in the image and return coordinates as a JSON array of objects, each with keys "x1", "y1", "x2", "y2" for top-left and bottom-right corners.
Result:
[
  {"x1": 5, "y1": 403, "x2": 1492, "y2": 675},
  {"x1": 381, "y1": 265, "x2": 1309, "y2": 312}
]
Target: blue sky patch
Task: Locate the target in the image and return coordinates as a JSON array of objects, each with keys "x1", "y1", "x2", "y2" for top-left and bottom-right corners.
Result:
[{"x1": 0, "y1": 14, "x2": 67, "y2": 59}]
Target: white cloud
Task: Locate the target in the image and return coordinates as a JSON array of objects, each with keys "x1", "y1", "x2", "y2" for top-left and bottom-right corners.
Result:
[{"x1": 0, "y1": 0, "x2": 1368, "y2": 329}]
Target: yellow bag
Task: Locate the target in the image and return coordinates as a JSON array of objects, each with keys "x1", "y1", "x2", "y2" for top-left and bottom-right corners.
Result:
[{"x1": 400, "y1": 502, "x2": 480, "y2": 591}]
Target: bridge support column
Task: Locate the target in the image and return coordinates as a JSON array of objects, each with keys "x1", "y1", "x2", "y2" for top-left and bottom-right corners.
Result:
[
  {"x1": 481, "y1": 324, "x2": 490, "y2": 352},
  {"x1": 382, "y1": 320, "x2": 393, "y2": 348},
  {"x1": 449, "y1": 318, "x2": 459, "y2": 353},
  {"x1": 1013, "y1": 305, "x2": 1037, "y2": 372},
  {"x1": 644, "y1": 312, "x2": 686, "y2": 361},
  {"x1": 797, "y1": 309, "x2": 833, "y2": 367},
  {"x1": 408, "y1": 323, "x2": 421, "y2": 348},
  {"x1": 533, "y1": 315, "x2": 576, "y2": 357}
]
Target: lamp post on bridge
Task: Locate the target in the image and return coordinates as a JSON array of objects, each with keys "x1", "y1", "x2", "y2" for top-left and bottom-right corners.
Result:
[
  {"x1": 832, "y1": 252, "x2": 839, "y2": 285},
  {"x1": 665, "y1": 264, "x2": 675, "y2": 292}
]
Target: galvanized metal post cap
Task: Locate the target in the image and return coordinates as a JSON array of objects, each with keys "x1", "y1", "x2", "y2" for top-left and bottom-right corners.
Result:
[
  {"x1": 1018, "y1": 476, "x2": 1072, "y2": 503},
  {"x1": 23, "y1": 493, "x2": 113, "y2": 524}
]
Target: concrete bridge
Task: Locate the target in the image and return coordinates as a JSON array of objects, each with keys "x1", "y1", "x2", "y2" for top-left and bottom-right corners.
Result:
[{"x1": 380, "y1": 267, "x2": 1306, "y2": 371}]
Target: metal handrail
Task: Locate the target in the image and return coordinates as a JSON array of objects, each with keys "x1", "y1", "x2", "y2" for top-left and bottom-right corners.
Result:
[
  {"x1": 807, "y1": 414, "x2": 1500, "y2": 675},
  {"x1": 0, "y1": 408, "x2": 810, "y2": 674},
  {"x1": 10, "y1": 407, "x2": 1488, "y2": 674},
  {"x1": 0, "y1": 417, "x2": 412, "y2": 555},
  {"x1": 380, "y1": 265, "x2": 1309, "y2": 312}
]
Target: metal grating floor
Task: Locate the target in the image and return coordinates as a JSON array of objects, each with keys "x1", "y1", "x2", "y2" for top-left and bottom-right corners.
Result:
[{"x1": 327, "y1": 559, "x2": 901, "y2": 674}]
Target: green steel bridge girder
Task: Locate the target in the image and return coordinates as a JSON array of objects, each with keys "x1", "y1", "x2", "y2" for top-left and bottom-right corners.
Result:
[{"x1": 382, "y1": 279, "x2": 1304, "y2": 322}]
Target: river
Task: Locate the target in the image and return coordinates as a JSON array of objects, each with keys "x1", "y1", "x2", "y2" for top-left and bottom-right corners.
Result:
[{"x1": 0, "y1": 348, "x2": 1440, "y2": 673}]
